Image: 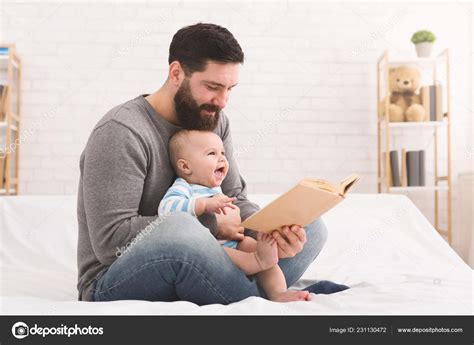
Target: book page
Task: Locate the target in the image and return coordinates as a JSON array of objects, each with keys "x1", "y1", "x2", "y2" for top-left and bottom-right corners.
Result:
[
  {"x1": 300, "y1": 179, "x2": 337, "y2": 193},
  {"x1": 301, "y1": 175, "x2": 360, "y2": 195},
  {"x1": 338, "y1": 174, "x2": 360, "y2": 195}
]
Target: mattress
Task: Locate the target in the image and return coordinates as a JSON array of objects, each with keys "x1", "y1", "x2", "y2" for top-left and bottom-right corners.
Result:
[{"x1": 0, "y1": 194, "x2": 472, "y2": 315}]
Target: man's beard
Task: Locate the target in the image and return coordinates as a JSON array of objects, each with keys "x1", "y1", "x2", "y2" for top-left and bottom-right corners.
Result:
[{"x1": 174, "y1": 79, "x2": 221, "y2": 131}]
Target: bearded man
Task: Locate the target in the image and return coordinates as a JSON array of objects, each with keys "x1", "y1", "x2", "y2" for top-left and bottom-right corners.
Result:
[{"x1": 77, "y1": 23, "x2": 345, "y2": 304}]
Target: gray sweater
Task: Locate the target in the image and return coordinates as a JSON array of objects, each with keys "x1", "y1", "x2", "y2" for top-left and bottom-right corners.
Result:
[{"x1": 77, "y1": 95, "x2": 260, "y2": 301}]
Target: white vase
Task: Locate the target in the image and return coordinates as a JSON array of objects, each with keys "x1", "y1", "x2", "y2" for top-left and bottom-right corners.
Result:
[{"x1": 415, "y1": 42, "x2": 433, "y2": 57}]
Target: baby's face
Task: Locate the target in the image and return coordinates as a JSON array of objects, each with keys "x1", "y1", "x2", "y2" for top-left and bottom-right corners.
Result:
[{"x1": 182, "y1": 132, "x2": 229, "y2": 188}]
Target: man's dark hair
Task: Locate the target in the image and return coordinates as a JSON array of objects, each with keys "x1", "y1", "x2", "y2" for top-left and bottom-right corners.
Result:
[{"x1": 169, "y1": 23, "x2": 244, "y2": 75}]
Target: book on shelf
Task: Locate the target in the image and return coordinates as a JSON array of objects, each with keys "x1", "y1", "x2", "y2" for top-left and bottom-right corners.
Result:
[
  {"x1": 406, "y1": 151, "x2": 419, "y2": 186},
  {"x1": 419, "y1": 150, "x2": 426, "y2": 186},
  {"x1": 420, "y1": 84, "x2": 443, "y2": 122},
  {"x1": 435, "y1": 84, "x2": 443, "y2": 121},
  {"x1": 0, "y1": 150, "x2": 5, "y2": 189},
  {"x1": 381, "y1": 151, "x2": 392, "y2": 186},
  {"x1": 430, "y1": 85, "x2": 436, "y2": 121},
  {"x1": 389, "y1": 150, "x2": 401, "y2": 187},
  {"x1": 388, "y1": 149, "x2": 426, "y2": 188},
  {"x1": 241, "y1": 174, "x2": 360, "y2": 233},
  {"x1": 0, "y1": 85, "x2": 8, "y2": 122},
  {"x1": 421, "y1": 86, "x2": 430, "y2": 119},
  {"x1": 401, "y1": 148, "x2": 407, "y2": 187},
  {"x1": 405, "y1": 150, "x2": 426, "y2": 187}
]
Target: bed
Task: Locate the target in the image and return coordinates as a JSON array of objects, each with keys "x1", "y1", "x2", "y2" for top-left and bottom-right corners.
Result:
[{"x1": 0, "y1": 194, "x2": 472, "y2": 315}]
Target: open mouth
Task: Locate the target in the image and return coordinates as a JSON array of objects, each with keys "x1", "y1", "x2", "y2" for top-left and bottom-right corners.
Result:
[{"x1": 214, "y1": 166, "x2": 226, "y2": 179}]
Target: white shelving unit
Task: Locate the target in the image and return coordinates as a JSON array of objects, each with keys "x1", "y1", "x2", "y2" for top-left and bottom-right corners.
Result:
[
  {"x1": 389, "y1": 186, "x2": 449, "y2": 192},
  {"x1": 377, "y1": 49, "x2": 452, "y2": 244},
  {"x1": 385, "y1": 120, "x2": 447, "y2": 128}
]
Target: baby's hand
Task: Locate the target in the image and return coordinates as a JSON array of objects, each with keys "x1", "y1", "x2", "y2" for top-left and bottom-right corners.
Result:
[{"x1": 205, "y1": 194, "x2": 237, "y2": 214}]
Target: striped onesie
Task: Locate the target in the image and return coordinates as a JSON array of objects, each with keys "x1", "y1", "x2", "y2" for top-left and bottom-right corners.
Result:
[{"x1": 158, "y1": 177, "x2": 238, "y2": 249}]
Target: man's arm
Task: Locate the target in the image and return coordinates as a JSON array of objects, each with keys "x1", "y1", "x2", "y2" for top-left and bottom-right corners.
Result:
[{"x1": 81, "y1": 120, "x2": 159, "y2": 265}]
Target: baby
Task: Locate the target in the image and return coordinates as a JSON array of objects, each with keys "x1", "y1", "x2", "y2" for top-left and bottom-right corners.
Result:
[{"x1": 159, "y1": 129, "x2": 310, "y2": 302}]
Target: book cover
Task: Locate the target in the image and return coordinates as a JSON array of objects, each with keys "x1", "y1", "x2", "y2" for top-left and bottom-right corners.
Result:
[
  {"x1": 0, "y1": 85, "x2": 7, "y2": 122},
  {"x1": 382, "y1": 151, "x2": 392, "y2": 187},
  {"x1": 241, "y1": 174, "x2": 360, "y2": 233},
  {"x1": 429, "y1": 85, "x2": 436, "y2": 121},
  {"x1": 0, "y1": 150, "x2": 5, "y2": 188},
  {"x1": 419, "y1": 150, "x2": 426, "y2": 186},
  {"x1": 407, "y1": 151, "x2": 420, "y2": 186},
  {"x1": 401, "y1": 148, "x2": 407, "y2": 187},
  {"x1": 435, "y1": 84, "x2": 443, "y2": 121},
  {"x1": 390, "y1": 150, "x2": 401, "y2": 187},
  {"x1": 420, "y1": 86, "x2": 430, "y2": 120}
]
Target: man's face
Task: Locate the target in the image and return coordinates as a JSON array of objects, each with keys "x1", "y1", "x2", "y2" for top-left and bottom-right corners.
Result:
[{"x1": 174, "y1": 62, "x2": 239, "y2": 130}]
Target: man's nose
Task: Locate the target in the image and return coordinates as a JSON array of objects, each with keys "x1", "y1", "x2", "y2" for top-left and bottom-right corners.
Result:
[{"x1": 213, "y1": 90, "x2": 228, "y2": 109}]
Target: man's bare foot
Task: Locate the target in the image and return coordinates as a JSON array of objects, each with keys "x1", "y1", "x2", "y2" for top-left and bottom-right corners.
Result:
[
  {"x1": 269, "y1": 290, "x2": 311, "y2": 302},
  {"x1": 254, "y1": 233, "x2": 278, "y2": 270}
]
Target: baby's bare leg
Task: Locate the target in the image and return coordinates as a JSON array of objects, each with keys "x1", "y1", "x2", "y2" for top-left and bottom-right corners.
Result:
[
  {"x1": 239, "y1": 236, "x2": 311, "y2": 302},
  {"x1": 236, "y1": 236, "x2": 257, "y2": 252},
  {"x1": 225, "y1": 235, "x2": 309, "y2": 302},
  {"x1": 222, "y1": 248, "x2": 263, "y2": 275},
  {"x1": 223, "y1": 234, "x2": 277, "y2": 275},
  {"x1": 256, "y1": 265, "x2": 311, "y2": 302}
]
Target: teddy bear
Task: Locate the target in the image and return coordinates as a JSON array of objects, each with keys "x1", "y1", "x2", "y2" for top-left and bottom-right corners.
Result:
[{"x1": 380, "y1": 65, "x2": 427, "y2": 122}]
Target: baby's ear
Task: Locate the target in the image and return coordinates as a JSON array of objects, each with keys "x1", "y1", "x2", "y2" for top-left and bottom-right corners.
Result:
[{"x1": 176, "y1": 159, "x2": 192, "y2": 175}]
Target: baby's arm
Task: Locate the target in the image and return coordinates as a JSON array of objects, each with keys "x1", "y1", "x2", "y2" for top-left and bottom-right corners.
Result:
[
  {"x1": 194, "y1": 194, "x2": 237, "y2": 217},
  {"x1": 158, "y1": 181, "x2": 195, "y2": 216}
]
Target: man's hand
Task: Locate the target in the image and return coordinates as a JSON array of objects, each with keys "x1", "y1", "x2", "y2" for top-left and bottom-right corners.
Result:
[
  {"x1": 271, "y1": 225, "x2": 306, "y2": 259},
  {"x1": 215, "y1": 205, "x2": 245, "y2": 241}
]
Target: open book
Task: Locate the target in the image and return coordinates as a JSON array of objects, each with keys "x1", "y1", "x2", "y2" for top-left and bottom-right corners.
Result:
[{"x1": 241, "y1": 174, "x2": 360, "y2": 233}]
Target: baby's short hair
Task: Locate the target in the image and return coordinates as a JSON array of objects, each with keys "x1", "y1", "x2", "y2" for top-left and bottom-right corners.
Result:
[
  {"x1": 168, "y1": 130, "x2": 222, "y2": 174},
  {"x1": 168, "y1": 130, "x2": 192, "y2": 172}
]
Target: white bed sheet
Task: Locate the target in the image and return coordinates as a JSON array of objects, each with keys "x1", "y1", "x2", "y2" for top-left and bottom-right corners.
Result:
[{"x1": 0, "y1": 194, "x2": 472, "y2": 315}]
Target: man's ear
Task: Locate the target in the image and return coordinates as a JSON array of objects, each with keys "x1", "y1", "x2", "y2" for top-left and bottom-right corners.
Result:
[
  {"x1": 168, "y1": 61, "x2": 185, "y2": 88},
  {"x1": 176, "y1": 158, "x2": 192, "y2": 175}
]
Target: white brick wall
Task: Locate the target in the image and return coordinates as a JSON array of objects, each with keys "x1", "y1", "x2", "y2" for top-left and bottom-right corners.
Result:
[{"x1": 1, "y1": 2, "x2": 472, "y2": 235}]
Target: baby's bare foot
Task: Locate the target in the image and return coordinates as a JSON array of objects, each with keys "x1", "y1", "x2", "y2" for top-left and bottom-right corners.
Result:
[
  {"x1": 254, "y1": 233, "x2": 278, "y2": 270},
  {"x1": 270, "y1": 290, "x2": 311, "y2": 302}
]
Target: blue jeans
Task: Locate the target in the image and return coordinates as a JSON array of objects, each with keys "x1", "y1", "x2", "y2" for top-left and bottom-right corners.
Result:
[{"x1": 91, "y1": 212, "x2": 328, "y2": 305}]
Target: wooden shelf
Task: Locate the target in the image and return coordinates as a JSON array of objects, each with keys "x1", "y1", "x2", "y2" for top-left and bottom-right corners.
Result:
[
  {"x1": 0, "y1": 121, "x2": 18, "y2": 131},
  {"x1": 382, "y1": 120, "x2": 448, "y2": 128},
  {"x1": 0, "y1": 54, "x2": 20, "y2": 69},
  {"x1": 389, "y1": 186, "x2": 448, "y2": 192},
  {"x1": 0, "y1": 188, "x2": 16, "y2": 195},
  {"x1": 436, "y1": 228, "x2": 448, "y2": 236},
  {"x1": 386, "y1": 52, "x2": 448, "y2": 66},
  {"x1": 388, "y1": 58, "x2": 444, "y2": 66},
  {"x1": 377, "y1": 49, "x2": 452, "y2": 245}
]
